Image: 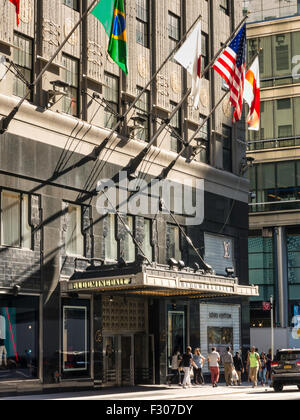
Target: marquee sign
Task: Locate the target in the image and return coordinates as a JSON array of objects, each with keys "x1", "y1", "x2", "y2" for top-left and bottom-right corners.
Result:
[{"x1": 69, "y1": 277, "x2": 133, "y2": 291}]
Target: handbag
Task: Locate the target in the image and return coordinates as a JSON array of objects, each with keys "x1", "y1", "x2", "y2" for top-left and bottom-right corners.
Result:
[
  {"x1": 232, "y1": 369, "x2": 238, "y2": 382},
  {"x1": 190, "y1": 366, "x2": 194, "y2": 378}
]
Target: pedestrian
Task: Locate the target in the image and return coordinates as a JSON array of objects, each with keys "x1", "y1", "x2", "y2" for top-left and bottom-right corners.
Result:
[
  {"x1": 246, "y1": 346, "x2": 261, "y2": 388},
  {"x1": 193, "y1": 348, "x2": 205, "y2": 385},
  {"x1": 171, "y1": 348, "x2": 182, "y2": 385},
  {"x1": 207, "y1": 347, "x2": 220, "y2": 387},
  {"x1": 222, "y1": 346, "x2": 234, "y2": 386},
  {"x1": 233, "y1": 351, "x2": 244, "y2": 385},
  {"x1": 266, "y1": 349, "x2": 272, "y2": 384},
  {"x1": 181, "y1": 346, "x2": 198, "y2": 389},
  {"x1": 259, "y1": 352, "x2": 267, "y2": 387}
]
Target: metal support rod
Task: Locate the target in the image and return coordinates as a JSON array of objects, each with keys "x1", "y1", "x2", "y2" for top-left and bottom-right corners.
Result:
[
  {"x1": 159, "y1": 198, "x2": 212, "y2": 272},
  {"x1": 158, "y1": 90, "x2": 229, "y2": 180},
  {"x1": 92, "y1": 13, "x2": 203, "y2": 156},
  {"x1": 0, "y1": 0, "x2": 99, "y2": 134},
  {"x1": 97, "y1": 188, "x2": 153, "y2": 266},
  {"x1": 126, "y1": 14, "x2": 249, "y2": 178},
  {"x1": 270, "y1": 295, "x2": 274, "y2": 361},
  {"x1": 159, "y1": 31, "x2": 259, "y2": 180}
]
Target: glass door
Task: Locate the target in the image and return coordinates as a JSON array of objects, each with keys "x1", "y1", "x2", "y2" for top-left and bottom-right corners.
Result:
[
  {"x1": 134, "y1": 334, "x2": 155, "y2": 384},
  {"x1": 121, "y1": 335, "x2": 134, "y2": 386},
  {"x1": 103, "y1": 336, "x2": 117, "y2": 385}
]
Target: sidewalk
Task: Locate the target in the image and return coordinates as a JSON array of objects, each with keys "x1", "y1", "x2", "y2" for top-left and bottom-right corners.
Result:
[{"x1": 0, "y1": 382, "x2": 273, "y2": 400}]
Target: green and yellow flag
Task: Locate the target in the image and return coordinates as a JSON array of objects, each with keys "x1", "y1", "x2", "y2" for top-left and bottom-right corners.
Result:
[{"x1": 92, "y1": 0, "x2": 128, "y2": 75}]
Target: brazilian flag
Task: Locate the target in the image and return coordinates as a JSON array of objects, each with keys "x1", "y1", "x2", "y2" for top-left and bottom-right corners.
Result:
[{"x1": 92, "y1": 0, "x2": 128, "y2": 75}]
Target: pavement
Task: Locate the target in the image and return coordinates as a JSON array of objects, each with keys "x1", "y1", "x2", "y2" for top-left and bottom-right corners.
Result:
[{"x1": 0, "y1": 381, "x2": 292, "y2": 400}]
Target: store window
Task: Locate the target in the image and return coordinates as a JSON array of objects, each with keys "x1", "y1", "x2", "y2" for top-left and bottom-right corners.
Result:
[
  {"x1": 167, "y1": 306, "x2": 186, "y2": 366},
  {"x1": 208, "y1": 327, "x2": 233, "y2": 353},
  {"x1": 0, "y1": 295, "x2": 39, "y2": 381},
  {"x1": 62, "y1": 299, "x2": 90, "y2": 376}
]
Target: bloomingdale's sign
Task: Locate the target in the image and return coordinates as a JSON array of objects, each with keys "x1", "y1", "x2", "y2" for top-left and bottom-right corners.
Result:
[{"x1": 69, "y1": 278, "x2": 133, "y2": 291}]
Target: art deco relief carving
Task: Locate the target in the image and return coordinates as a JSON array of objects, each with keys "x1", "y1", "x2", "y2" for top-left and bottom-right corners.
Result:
[
  {"x1": 19, "y1": 0, "x2": 32, "y2": 24},
  {"x1": 156, "y1": 73, "x2": 169, "y2": 97},
  {"x1": 170, "y1": 72, "x2": 181, "y2": 94},
  {"x1": 222, "y1": 95, "x2": 232, "y2": 117},
  {"x1": 43, "y1": 19, "x2": 60, "y2": 48},
  {"x1": 87, "y1": 41, "x2": 104, "y2": 78},
  {"x1": 64, "y1": 18, "x2": 78, "y2": 46},
  {"x1": 137, "y1": 55, "x2": 149, "y2": 79}
]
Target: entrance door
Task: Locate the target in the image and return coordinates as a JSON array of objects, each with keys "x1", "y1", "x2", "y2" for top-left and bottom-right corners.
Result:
[
  {"x1": 120, "y1": 335, "x2": 134, "y2": 386},
  {"x1": 103, "y1": 335, "x2": 134, "y2": 386},
  {"x1": 134, "y1": 334, "x2": 155, "y2": 384},
  {"x1": 103, "y1": 336, "x2": 117, "y2": 385}
]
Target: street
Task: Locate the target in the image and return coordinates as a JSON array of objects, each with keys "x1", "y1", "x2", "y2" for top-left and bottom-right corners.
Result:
[{"x1": 1, "y1": 383, "x2": 300, "y2": 401}]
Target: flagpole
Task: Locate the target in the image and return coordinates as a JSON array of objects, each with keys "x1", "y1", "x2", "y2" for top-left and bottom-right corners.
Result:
[
  {"x1": 158, "y1": 91, "x2": 229, "y2": 180},
  {"x1": 92, "y1": 13, "x2": 203, "y2": 157},
  {"x1": 0, "y1": 0, "x2": 99, "y2": 134},
  {"x1": 126, "y1": 13, "x2": 250, "y2": 178},
  {"x1": 159, "y1": 33, "x2": 259, "y2": 180}
]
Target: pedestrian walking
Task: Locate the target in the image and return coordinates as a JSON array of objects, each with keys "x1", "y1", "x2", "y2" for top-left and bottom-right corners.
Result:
[
  {"x1": 259, "y1": 352, "x2": 267, "y2": 386},
  {"x1": 207, "y1": 347, "x2": 220, "y2": 388},
  {"x1": 192, "y1": 348, "x2": 205, "y2": 385},
  {"x1": 233, "y1": 351, "x2": 244, "y2": 385},
  {"x1": 246, "y1": 346, "x2": 261, "y2": 388},
  {"x1": 266, "y1": 349, "x2": 272, "y2": 384},
  {"x1": 171, "y1": 349, "x2": 182, "y2": 385},
  {"x1": 181, "y1": 346, "x2": 198, "y2": 389},
  {"x1": 222, "y1": 346, "x2": 234, "y2": 386}
]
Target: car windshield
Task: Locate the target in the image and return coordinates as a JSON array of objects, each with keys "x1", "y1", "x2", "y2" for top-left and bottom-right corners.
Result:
[{"x1": 278, "y1": 352, "x2": 300, "y2": 362}]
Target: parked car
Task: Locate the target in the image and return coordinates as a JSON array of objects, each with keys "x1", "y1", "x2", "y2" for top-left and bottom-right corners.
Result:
[{"x1": 271, "y1": 349, "x2": 300, "y2": 392}]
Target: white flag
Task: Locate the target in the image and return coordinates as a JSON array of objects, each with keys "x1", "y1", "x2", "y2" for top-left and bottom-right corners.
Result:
[
  {"x1": 174, "y1": 22, "x2": 202, "y2": 108},
  {"x1": 243, "y1": 56, "x2": 261, "y2": 131}
]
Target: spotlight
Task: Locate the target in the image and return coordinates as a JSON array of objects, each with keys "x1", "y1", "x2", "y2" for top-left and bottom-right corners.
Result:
[
  {"x1": 204, "y1": 263, "x2": 214, "y2": 274},
  {"x1": 12, "y1": 284, "x2": 21, "y2": 296},
  {"x1": 168, "y1": 258, "x2": 178, "y2": 269},
  {"x1": 118, "y1": 257, "x2": 127, "y2": 268},
  {"x1": 192, "y1": 262, "x2": 200, "y2": 273},
  {"x1": 178, "y1": 260, "x2": 185, "y2": 270},
  {"x1": 109, "y1": 296, "x2": 114, "y2": 303},
  {"x1": 226, "y1": 267, "x2": 235, "y2": 277}
]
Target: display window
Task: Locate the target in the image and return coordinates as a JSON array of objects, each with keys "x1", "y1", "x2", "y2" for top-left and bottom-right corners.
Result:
[
  {"x1": 62, "y1": 299, "x2": 90, "y2": 378},
  {"x1": 0, "y1": 295, "x2": 39, "y2": 381}
]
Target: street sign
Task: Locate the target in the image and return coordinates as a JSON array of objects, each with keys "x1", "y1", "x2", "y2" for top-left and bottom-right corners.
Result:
[{"x1": 262, "y1": 302, "x2": 271, "y2": 311}]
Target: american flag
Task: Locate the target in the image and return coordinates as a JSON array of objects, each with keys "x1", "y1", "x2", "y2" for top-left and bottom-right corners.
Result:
[{"x1": 213, "y1": 25, "x2": 247, "y2": 122}]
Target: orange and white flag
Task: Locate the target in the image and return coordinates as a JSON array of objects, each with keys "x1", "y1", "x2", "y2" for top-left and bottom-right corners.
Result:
[{"x1": 243, "y1": 57, "x2": 260, "y2": 131}]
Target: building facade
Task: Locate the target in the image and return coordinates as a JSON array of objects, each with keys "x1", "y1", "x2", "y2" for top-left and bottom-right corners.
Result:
[
  {"x1": 245, "y1": 5, "x2": 300, "y2": 348},
  {"x1": 0, "y1": 0, "x2": 257, "y2": 393}
]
